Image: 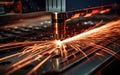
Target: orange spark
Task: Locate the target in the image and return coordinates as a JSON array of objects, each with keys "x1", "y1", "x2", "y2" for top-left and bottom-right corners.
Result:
[{"x1": 27, "y1": 55, "x2": 51, "y2": 75}]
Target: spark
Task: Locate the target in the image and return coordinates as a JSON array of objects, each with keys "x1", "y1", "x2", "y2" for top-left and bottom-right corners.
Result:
[
  {"x1": 26, "y1": 55, "x2": 51, "y2": 75},
  {"x1": 0, "y1": 20, "x2": 120, "y2": 75}
]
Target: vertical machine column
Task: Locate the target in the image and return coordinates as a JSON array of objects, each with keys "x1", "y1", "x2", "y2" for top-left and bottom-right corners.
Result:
[
  {"x1": 46, "y1": 0, "x2": 66, "y2": 40},
  {"x1": 52, "y1": 12, "x2": 66, "y2": 40}
]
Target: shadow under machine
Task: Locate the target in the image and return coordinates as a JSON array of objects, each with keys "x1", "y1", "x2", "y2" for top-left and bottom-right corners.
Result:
[{"x1": 0, "y1": 0, "x2": 120, "y2": 75}]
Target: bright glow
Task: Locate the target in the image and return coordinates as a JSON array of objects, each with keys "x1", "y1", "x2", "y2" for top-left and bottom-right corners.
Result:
[{"x1": 55, "y1": 40, "x2": 62, "y2": 48}]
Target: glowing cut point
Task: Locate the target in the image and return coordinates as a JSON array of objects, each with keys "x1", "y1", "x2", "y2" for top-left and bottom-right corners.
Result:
[{"x1": 55, "y1": 40, "x2": 62, "y2": 48}]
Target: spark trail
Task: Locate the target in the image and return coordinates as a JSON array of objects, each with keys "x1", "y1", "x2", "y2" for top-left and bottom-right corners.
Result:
[{"x1": 0, "y1": 20, "x2": 120, "y2": 75}]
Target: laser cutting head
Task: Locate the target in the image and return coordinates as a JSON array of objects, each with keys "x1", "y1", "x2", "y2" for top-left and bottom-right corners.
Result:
[
  {"x1": 46, "y1": 0, "x2": 66, "y2": 40},
  {"x1": 52, "y1": 12, "x2": 66, "y2": 40}
]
